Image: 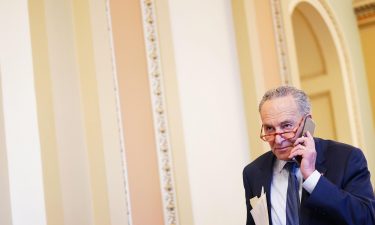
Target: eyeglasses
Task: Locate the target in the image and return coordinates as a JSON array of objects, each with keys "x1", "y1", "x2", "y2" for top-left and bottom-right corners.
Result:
[{"x1": 259, "y1": 116, "x2": 306, "y2": 142}]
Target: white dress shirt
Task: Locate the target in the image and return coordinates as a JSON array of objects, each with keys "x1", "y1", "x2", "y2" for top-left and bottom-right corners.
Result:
[{"x1": 270, "y1": 159, "x2": 321, "y2": 225}]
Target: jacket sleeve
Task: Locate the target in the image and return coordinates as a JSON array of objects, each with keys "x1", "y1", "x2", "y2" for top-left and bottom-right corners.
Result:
[{"x1": 304, "y1": 148, "x2": 375, "y2": 224}]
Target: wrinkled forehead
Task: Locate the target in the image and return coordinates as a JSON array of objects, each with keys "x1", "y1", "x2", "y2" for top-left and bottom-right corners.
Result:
[{"x1": 260, "y1": 96, "x2": 301, "y2": 123}]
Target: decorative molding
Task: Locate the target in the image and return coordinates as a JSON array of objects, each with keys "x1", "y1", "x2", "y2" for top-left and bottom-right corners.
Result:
[
  {"x1": 270, "y1": 0, "x2": 291, "y2": 85},
  {"x1": 140, "y1": 1, "x2": 179, "y2": 225},
  {"x1": 270, "y1": 0, "x2": 363, "y2": 148},
  {"x1": 353, "y1": 0, "x2": 375, "y2": 26},
  {"x1": 317, "y1": 0, "x2": 364, "y2": 148},
  {"x1": 300, "y1": 71, "x2": 327, "y2": 81}
]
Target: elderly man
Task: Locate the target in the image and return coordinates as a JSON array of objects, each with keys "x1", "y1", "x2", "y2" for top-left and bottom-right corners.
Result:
[{"x1": 243, "y1": 85, "x2": 375, "y2": 225}]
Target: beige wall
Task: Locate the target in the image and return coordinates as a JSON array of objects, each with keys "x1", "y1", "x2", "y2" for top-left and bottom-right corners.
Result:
[
  {"x1": 89, "y1": 0, "x2": 130, "y2": 223},
  {"x1": 0, "y1": 1, "x2": 47, "y2": 224},
  {"x1": 164, "y1": 0, "x2": 250, "y2": 224},
  {"x1": 355, "y1": 1, "x2": 375, "y2": 184},
  {"x1": 358, "y1": 21, "x2": 375, "y2": 129},
  {"x1": 28, "y1": 0, "x2": 130, "y2": 224},
  {"x1": 0, "y1": 0, "x2": 374, "y2": 225},
  {"x1": 232, "y1": 0, "x2": 278, "y2": 160},
  {"x1": 29, "y1": 0, "x2": 64, "y2": 224}
]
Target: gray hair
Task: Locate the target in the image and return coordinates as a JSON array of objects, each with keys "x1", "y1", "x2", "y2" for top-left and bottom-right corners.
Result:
[{"x1": 258, "y1": 85, "x2": 311, "y2": 115}]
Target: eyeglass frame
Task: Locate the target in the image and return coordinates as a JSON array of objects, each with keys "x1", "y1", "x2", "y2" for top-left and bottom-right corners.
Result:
[{"x1": 259, "y1": 115, "x2": 308, "y2": 142}]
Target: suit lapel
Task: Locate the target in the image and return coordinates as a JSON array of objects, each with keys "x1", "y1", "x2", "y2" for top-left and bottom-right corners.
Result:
[{"x1": 257, "y1": 152, "x2": 275, "y2": 224}]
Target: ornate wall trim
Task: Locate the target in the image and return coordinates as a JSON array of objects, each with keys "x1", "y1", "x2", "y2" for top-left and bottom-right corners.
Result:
[
  {"x1": 140, "y1": 1, "x2": 179, "y2": 225},
  {"x1": 270, "y1": 0, "x2": 291, "y2": 84},
  {"x1": 353, "y1": 0, "x2": 375, "y2": 26}
]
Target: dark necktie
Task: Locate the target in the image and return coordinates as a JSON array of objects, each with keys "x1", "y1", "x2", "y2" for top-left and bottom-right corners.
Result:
[{"x1": 285, "y1": 162, "x2": 300, "y2": 225}]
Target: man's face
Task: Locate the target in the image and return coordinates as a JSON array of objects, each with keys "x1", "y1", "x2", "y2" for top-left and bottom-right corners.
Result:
[{"x1": 260, "y1": 95, "x2": 304, "y2": 161}]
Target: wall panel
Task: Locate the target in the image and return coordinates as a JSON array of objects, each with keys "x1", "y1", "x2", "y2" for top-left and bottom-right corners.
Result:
[{"x1": 109, "y1": 0, "x2": 165, "y2": 224}]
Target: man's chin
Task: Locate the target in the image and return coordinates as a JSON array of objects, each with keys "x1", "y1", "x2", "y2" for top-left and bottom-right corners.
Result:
[{"x1": 273, "y1": 147, "x2": 291, "y2": 160}]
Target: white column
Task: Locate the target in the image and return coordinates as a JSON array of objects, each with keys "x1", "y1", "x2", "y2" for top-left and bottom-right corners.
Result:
[
  {"x1": 167, "y1": 0, "x2": 250, "y2": 224},
  {"x1": 43, "y1": 0, "x2": 94, "y2": 224},
  {"x1": 0, "y1": 1, "x2": 47, "y2": 225}
]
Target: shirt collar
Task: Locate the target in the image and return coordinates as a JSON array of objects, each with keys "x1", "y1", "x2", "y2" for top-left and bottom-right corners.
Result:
[{"x1": 274, "y1": 159, "x2": 288, "y2": 173}]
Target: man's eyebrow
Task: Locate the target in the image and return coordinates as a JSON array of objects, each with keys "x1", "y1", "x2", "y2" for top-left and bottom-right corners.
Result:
[
  {"x1": 262, "y1": 119, "x2": 295, "y2": 127},
  {"x1": 262, "y1": 123, "x2": 273, "y2": 127},
  {"x1": 280, "y1": 120, "x2": 294, "y2": 125}
]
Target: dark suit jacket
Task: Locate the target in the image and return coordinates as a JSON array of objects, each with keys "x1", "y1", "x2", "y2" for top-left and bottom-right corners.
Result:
[{"x1": 243, "y1": 138, "x2": 375, "y2": 225}]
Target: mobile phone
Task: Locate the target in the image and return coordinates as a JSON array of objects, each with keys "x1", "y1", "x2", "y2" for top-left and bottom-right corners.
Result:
[{"x1": 293, "y1": 117, "x2": 315, "y2": 164}]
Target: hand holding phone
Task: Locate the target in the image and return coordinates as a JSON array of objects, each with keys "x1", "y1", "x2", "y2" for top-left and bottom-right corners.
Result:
[{"x1": 293, "y1": 117, "x2": 315, "y2": 164}]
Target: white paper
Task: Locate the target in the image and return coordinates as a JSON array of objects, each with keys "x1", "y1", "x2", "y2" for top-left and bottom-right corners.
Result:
[{"x1": 249, "y1": 187, "x2": 269, "y2": 225}]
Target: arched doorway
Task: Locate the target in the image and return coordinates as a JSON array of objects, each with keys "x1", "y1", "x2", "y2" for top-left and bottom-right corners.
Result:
[{"x1": 291, "y1": 2, "x2": 353, "y2": 144}]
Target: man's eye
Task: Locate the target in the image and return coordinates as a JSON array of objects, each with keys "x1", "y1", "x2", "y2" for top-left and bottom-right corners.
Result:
[
  {"x1": 282, "y1": 124, "x2": 293, "y2": 130},
  {"x1": 265, "y1": 127, "x2": 274, "y2": 133}
]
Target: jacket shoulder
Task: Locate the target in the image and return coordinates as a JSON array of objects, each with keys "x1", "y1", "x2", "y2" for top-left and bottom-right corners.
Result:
[
  {"x1": 243, "y1": 151, "x2": 274, "y2": 175},
  {"x1": 315, "y1": 137, "x2": 362, "y2": 157}
]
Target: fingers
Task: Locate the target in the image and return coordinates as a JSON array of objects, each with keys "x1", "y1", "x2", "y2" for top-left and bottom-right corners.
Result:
[
  {"x1": 294, "y1": 136, "x2": 306, "y2": 147},
  {"x1": 294, "y1": 131, "x2": 313, "y2": 147},
  {"x1": 289, "y1": 135, "x2": 315, "y2": 162},
  {"x1": 289, "y1": 144, "x2": 305, "y2": 159},
  {"x1": 289, "y1": 133, "x2": 317, "y2": 179}
]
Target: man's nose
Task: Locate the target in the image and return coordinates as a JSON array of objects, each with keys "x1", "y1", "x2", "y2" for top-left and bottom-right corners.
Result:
[{"x1": 274, "y1": 133, "x2": 285, "y2": 144}]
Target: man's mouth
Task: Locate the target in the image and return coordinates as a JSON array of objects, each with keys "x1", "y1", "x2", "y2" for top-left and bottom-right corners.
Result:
[{"x1": 274, "y1": 146, "x2": 292, "y2": 152}]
